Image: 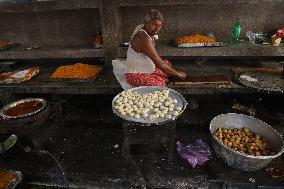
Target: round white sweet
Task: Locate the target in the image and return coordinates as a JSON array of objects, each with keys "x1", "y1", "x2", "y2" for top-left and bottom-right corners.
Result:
[
  {"x1": 173, "y1": 111, "x2": 179, "y2": 116},
  {"x1": 114, "y1": 106, "x2": 119, "y2": 110},
  {"x1": 162, "y1": 110, "x2": 168, "y2": 114},
  {"x1": 164, "y1": 101, "x2": 170, "y2": 106},
  {"x1": 142, "y1": 113, "x2": 148, "y2": 118},
  {"x1": 134, "y1": 114, "x2": 140, "y2": 119},
  {"x1": 176, "y1": 107, "x2": 182, "y2": 111},
  {"x1": 166, "y1": 114, "x2": 172, "y2": 119},
  {"x1": 149, "y1": 115, "x2": 155, "y2": 120},
  {"x1": 160, "y1": 113, "x2": 165, "y2": 118}
]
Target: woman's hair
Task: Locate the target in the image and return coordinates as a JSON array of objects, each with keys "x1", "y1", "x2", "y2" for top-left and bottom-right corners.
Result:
[{"x1": 144, "y1": 9, "x2": 163, "y2": 23}]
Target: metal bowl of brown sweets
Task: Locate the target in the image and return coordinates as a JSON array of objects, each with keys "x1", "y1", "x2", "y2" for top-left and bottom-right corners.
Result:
[
  {"x1": 0, "y1": 98, "x2": 47, "y2": 119},
  {"x1": 210, "y1": 113, "x2": 284, "y2": 171}
]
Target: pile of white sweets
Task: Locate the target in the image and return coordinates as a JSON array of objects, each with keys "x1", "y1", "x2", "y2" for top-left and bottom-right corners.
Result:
[{"x1": 114, "y1": 89, "x2": 183, "y2": 121}]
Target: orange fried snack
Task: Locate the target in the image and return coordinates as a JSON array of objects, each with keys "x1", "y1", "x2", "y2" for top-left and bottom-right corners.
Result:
[
  {"x1": 176, "y1": 34, "x2": 217, "y2": 43},
  {"x1": 50, "y1": 63, "x2": 101, "y2": 79}
]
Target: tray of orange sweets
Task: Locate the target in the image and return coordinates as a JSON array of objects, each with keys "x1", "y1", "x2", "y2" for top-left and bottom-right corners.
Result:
[
  {"x1": 48, "y1": 63, "x2": 102, "y2": 82},
  {"x1": 175, "y1": 34, "x2": 222, "y2": 47}
]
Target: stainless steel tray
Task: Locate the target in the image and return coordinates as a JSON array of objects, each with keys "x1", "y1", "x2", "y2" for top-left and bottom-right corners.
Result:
[
  {"x1": 0, "y1": 169, "x2": 23, "y2": 189},
  {"x1": 112, "y1": 86, "x2": 188, "y2": 125},
  {"x1": 0, "y1": 98, "x2": 47, "y2": 119},
  {"x1": 177, "y1": 42, "x2": 222, "y2": 47}
]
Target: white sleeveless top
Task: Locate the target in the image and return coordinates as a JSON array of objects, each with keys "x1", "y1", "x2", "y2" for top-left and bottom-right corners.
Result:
[{"x1": 112, "y1": 24, "x2": 156, "y2": 90}]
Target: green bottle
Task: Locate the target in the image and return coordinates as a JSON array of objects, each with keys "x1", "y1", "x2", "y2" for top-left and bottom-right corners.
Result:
[{"x1": 230, "y1": 17, "x2": 241, "y2": 44}]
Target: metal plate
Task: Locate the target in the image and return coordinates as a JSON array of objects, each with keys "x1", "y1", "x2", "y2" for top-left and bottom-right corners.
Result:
[
  {"x1": 112, "y1": 86, "x2": 188, "y2": 126},
  {"x1": 0, "y1": 169, "x2": 23, "y2": 189},
  {"x1": 177, "y1": 42, "x2": 222, "y2": 48},
  {"x1": 235, "y1": 71, "x2": 284, "y2": 93},
  {"x1": 0, "y1": 98, "x2": 47, "y2": 119}
]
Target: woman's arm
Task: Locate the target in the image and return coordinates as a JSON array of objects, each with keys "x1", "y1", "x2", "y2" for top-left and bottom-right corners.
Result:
[{"x1": 138, "y1": 33, "x2": 186, "y2": 79}]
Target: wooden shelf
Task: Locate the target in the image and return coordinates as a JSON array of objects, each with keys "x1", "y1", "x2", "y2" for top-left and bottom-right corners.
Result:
[{"x1": 118, "y1": 42, "x2": 284, "y2": 57}]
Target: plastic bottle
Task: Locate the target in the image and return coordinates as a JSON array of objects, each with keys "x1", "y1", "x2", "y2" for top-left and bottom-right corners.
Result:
[{"x1": 230, "y1": 18, "x2": 241, "y2": 44}]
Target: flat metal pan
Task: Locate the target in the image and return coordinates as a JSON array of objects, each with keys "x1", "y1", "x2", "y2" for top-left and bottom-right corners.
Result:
[{"x1": 235, "y1": 71, "x2": 284, "y2": 93}]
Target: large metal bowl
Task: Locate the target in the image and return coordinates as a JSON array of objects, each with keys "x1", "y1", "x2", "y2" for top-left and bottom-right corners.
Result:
[
  {"x1": 0, "y1": 98, "x2": 47, "y2": 119},
  {"x1": 210, "y1": 113, "x2": 284, "y2": 171}
]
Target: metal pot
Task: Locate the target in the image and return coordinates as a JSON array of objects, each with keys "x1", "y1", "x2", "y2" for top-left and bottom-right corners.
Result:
[
  {"x1": 0, "y1": 98, "x2": 47, "y2": 120},
  {"x1": 210, "y1": 113, "x2": 284, "y2": 171}
]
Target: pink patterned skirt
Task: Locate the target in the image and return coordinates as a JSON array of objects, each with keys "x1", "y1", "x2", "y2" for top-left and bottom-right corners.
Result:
[{"x1": 125, "y1": 60, "x2": 171, "y2": 87}]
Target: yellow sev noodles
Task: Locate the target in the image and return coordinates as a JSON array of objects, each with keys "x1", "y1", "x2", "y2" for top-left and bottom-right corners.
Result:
[{"x1": 50, "y1": 63, "x2": 101, "y2": 79}]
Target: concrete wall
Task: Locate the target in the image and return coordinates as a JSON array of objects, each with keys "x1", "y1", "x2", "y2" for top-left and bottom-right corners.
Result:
[
  {"x1": 0, "y1": 9, "x2": 101, "y2": 47},
  {"x1": 120, "y1": 3, "x2": 284, "y2": 43},
  {"x1": 0, "y1": 0, "x2": 283, "y2": 51}
]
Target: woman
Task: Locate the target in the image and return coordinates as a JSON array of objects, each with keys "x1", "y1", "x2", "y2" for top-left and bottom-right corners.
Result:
[{"x1": 113, "y1": 10, "x2": 186, "y2": 90}]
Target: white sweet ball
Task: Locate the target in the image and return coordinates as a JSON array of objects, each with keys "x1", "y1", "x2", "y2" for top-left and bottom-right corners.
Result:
[
  {"x1": 165, "y1": 101, "x2": 170, "y2": 106},
  {"x1": 169, "y1": 104, "x2": 175, "y2": 108},
  {"x1": 169, "y1": 107, "x2": 174, "y2": 112},
  {"x1": 121, "y1": 112, "x2": 126, "y2": 116},
  {"x1": 159, "y1": 98, "x2": 164, "y2": 102},
  {"x1": 166, "y1": 114, "x2": 172, "y2": 119},
  {"x1": 173, "y1": 111, "x2": 179, "y2": 116},
  {"x1": 155, "y1": 114, "x2": 160, "y2": 118},
  {"x1": 114, "y1": 106, "x2": 119, "y2": 110},
  {"x1": 176, "y1": 107, "x2": 182, "y2": 111},
  {"x1": 160, "y1": 113, "x2": 165, "y2": 118},
  {"x1": 149, "y1": 115, "x2": 155, "y2": 120},
  {"x1": 173, "y1": 99, "x2": 178, "y2": 104},
  {"x1": 134, "y1": 114, "x2": 140, "y2": 119},
  {"x1": 142, "y1": 113, "x2": 148, "y2": 118},
  {"x1": 130, "y1": 113, "x2": 135, "y2": 117},
  {"x1": 162, "y1": 110, "x2": 168, "y2": 114}
]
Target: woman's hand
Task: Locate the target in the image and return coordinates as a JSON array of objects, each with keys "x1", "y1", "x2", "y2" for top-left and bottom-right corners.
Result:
[{"x1": 177, "y1": 71, "x2": 187, "y2": 79}]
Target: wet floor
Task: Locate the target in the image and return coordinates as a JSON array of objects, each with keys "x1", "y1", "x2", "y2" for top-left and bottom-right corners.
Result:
[{"x1": 0, "y1": 94, "x2": 283, "y2": 189}]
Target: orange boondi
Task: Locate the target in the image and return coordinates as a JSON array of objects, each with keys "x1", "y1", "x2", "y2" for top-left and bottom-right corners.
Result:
[
  {"x1": 50, "y1": 63, "x2": 101, "y2": 79},
  {"x1": 176, "y1": 34, "x2": 217, "y2": 43}
]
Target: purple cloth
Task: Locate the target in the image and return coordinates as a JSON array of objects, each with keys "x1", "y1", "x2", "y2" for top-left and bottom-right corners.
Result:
[{"x1": 176, "y1": 139, "x2": 211, "y2": 168}]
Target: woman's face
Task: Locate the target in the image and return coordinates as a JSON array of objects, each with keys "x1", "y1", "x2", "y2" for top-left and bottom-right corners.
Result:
[{"x1": 145, "y1": 19, "x2": 162, "y2": 36}]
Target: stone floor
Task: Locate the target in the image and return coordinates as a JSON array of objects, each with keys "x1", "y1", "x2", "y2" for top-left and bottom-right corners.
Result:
[{"x1": 0, "y1": 93, "x2": 283, "y2": 189}]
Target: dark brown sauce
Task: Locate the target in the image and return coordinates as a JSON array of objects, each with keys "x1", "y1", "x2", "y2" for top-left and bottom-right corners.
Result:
[{"x1": 4, "y1": 101, "x2": 43, "y2": 116}]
